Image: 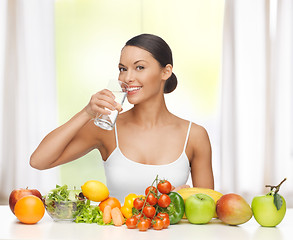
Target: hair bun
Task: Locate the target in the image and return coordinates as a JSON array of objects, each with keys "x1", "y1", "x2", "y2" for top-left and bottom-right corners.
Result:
[{"x1": 164, "y1": 72, "x2": 177, "y2": 94}]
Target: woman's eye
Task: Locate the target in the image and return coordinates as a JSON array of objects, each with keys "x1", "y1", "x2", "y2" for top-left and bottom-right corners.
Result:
[
  {"x1": 119, "y1": 67, "x2": 127, "y2": 72},
  {"x1": 136, "y1": 65, "x2": 144, "y2": 70}
]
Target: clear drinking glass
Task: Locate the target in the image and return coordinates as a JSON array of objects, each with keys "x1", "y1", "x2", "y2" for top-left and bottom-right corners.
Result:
[{"x1": 94, "y1": 80, "x2": 128, "y2": 130}]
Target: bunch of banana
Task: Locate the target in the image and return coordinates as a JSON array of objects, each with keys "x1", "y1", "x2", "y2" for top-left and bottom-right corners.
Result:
[{"x1": 177, "y1": 187, "x2": 223, "y2": 218}]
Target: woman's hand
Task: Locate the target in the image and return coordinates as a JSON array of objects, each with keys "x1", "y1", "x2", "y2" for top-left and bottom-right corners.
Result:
[{"x1": 85, "y1": 89, "x2": 123, "y2": 118}]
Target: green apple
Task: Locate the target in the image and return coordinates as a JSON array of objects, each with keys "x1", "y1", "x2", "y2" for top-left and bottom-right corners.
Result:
[
  {"x1": 185, "y1": 193, "x2": 216, "y2": 224},
  {"x1": 251, "y1": 178, "x2": 287, "y2": 227},
  {"x1": 252, "y1": 194, "x2": 286, "y2": 227}
]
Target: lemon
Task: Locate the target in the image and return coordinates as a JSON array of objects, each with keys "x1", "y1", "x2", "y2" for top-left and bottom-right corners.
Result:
[{"x1": 81, "y1": 180, "x2": 109, "y2": 202}]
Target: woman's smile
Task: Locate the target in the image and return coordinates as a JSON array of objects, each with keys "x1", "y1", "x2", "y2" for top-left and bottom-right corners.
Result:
[{"x1": 127, "y1": 86, "x2": 142, "y2": 95}]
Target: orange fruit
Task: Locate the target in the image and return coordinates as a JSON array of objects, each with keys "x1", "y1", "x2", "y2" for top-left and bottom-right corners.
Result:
[
  {"x1": 14, "y1": 195, "x2": 45, "y2": 224},
  {"x1": 99, "y1": 197, "x2": 121, "y2": 212}
]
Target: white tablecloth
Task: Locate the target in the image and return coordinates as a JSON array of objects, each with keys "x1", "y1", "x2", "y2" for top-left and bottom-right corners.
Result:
[{"x1": 0, "y1": 205, "x2": 291, "y2": 240}]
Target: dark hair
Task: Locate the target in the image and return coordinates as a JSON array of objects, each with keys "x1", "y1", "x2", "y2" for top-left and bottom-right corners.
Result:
[{"x1": 125, "y1": 34, "x2": 177, "y2": 94}]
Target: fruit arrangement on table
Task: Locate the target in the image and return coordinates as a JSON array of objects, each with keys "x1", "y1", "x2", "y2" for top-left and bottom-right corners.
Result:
[{"x1": 8, "y1": 177, "x2": 287, "y2": 230}]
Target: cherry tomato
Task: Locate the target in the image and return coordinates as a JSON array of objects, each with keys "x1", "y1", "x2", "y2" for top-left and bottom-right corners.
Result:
[
  {"x1": 156, "y1": 212, "x2": 169, "y2": 219},
  {"x1": 161, "y1": 216, "x2": 170, "y2": 228},
  {"x1": 133, "y1": 213, "x2": 143, "y2": 220},
  {"x1": 156, "y1": 212, "x2": 170, "y2": 228},
  {"x1": 158, "y1": 194, "x2": 171, "y2": 208},
  {"x1": 157, "y1": 180, "x2": 172, "y2": 194},
  {"x1": 146, "y1": 193, "x2": 157, "y2": 206},
  {"x1": 133, "y1": 197, "x2": 144, "y2": 210},
  {"x1": 126, "y1": 217, "x2": 138, "y2": 229},
  {"x1": 152, "y1": 217, "x2": 164, "y2": 230},
  {"x1": 140, "y1": 217, "x2": 152, "y2": 229},
  {"x1": 137, "y1": 219, "x2": 150, "y2": 231},
  {"x1": 143, "y1": 205, "x2": 156, "y2": 219},
  {"x1": 145, "y1": 186, "x2": 158, "y2": 195}
]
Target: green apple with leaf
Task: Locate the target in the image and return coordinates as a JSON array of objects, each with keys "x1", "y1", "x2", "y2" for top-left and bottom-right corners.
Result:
[{"x1": 252, "y1": 178, "x2": 287, "y2": 227}]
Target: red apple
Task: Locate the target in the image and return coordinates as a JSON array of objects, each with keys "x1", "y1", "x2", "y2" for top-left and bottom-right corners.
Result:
[
  {"x1": 9, "y1": 188, "x2": 42, "y2": 214},
  {"x1": 216, "y1": 193, "x2": 252, "y2": 225}
]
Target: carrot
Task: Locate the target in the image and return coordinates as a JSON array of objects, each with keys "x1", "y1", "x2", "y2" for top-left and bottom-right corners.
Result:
[
  {"x1": 111, "y1": 207, "x2": 125, "y2": 226},
  {"x1": 118, "y1": 208, "x2": 125, "y2": 224},
  {"x1": 103, "y1": 205, "x2": 112, "y2": 224}
]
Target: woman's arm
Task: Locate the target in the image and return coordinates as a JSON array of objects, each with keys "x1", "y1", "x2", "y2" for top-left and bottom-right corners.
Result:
[
  {"x1": 189, "y1": 124, "x2": 214, "y2": 189},
  {"x1": 30, "y1": 108, "x2": 94, "y2": 169},
  {"x1": 30, "y1": 89, "x2": 119, "y2": 170}
]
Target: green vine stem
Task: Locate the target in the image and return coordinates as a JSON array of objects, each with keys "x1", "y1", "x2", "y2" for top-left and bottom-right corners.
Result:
[
  {"x1": 139, "y1": 175, "x2": 159, "y2": 218},
  {"x1": 265, "y1": 178, "x2": 287, "y2": 194}
]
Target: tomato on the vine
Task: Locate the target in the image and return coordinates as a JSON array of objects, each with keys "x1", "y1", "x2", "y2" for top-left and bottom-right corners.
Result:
[
  {"x1": 143, "y1": 205, "x2": 156, "y2": 219},
  {"x1": 125, "y1": 176, "x2": 176, "y2": 232},
  {"x1": 145, "y1": 186, "x2": 158, "y2": 195},
  {"x1": 158, "y1": 194, "x2": 171, "y2": 208},
  {"x1": 163, "y1": 217, "x2": 170, "y2": 228},
  {"x1": 137, "y1": 219, "x2": 150, "y2": 231},
  {"x1": 133, "y1": 213, "x2": 143, "y2": 220},
  {"x1": 152, "y1": 217, "x2": 164, "y2": 230},
  {"x1": 156, "y1": 212, "x2": 170, "y2": 228},
  {"x1": 133, "y1": 197, "x2": 144, "y2": 210},
  {"x1": 146, "y1": 193, "x2": 157, "y2": 206},
  {"x1": 161, "y1": 216, "x2": 170, "y2": 228},
  {"x1": 126, "y1": 217, "x2": 138, "y2": 229},
  {"x1": 142, "y1": 217, "x2": 152, "y2": 229},
  {"x1": 157, "y1": 180, "x2": 172, "y2": 194},
  {"x1": 156, "y1": 212, "x2": 169, "y2": 219}
]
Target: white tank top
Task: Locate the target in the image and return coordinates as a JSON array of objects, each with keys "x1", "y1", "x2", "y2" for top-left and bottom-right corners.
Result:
[{"x1": 103, "y1": 122, "x2": 192, "y2": 203}]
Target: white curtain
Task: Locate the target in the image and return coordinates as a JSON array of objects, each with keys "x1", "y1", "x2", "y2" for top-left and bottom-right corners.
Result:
[
  {"x1": 221, "y1": 0, "x2": 293, "y2": 206},
  {"x1": 0, "y1": 0, "x2": 58, "y2": 203}
]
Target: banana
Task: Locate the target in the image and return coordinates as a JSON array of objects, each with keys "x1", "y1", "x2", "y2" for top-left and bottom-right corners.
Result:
[{"x1": 177, "y1": 187, "x2": 223, "y2": 218}]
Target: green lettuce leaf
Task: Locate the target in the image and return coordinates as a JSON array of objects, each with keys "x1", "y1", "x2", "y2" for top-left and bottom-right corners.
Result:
[{"x1": 75, "y1": 200, "x2": 112, "y2": 225}]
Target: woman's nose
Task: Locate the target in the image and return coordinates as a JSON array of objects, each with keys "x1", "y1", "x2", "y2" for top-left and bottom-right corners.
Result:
[{"x1": 124, "y1": 70, "x2": 135, "y2": 84}]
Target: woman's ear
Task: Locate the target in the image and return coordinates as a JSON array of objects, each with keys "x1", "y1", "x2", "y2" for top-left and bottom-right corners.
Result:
[{"x1": 162, "y1": 64, "x2": 173, "y2": 80}]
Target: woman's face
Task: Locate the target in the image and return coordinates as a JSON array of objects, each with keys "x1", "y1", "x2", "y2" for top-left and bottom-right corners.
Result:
[{"x1": 118, "y1": 46, "x2": 167, "y2": 105}]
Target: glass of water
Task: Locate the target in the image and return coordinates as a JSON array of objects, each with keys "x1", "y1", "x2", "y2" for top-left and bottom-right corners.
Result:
[{"x1": 94, "y1": 79, "x2": 128, "y2": 130}]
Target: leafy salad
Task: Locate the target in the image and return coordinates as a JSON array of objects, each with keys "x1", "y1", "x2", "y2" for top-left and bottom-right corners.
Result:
[
  {"x1": 43, "y1": 185, "x2": 86, "y2": 220},
  {"x1": 43, "y1": 184, "x2": 110, "y2": 224}
]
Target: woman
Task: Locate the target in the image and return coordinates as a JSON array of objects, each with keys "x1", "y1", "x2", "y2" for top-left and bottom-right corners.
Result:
[{"x1": 30, "y1": 34, "x2": 214, "y2": 202}]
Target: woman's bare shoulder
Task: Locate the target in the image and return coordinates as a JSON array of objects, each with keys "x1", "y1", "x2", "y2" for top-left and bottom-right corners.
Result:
[
  {"x1": 179, "y1": 119, "x2": 209, "y2": 139},
  {"x1": 189, "y1": 122, "x2": 210, "y2": 141},
  {"x1": 172, "y1": 117, "x2": 210, "y2": 144},
  {"x1": 188, "y1": 122, "x2": 211, "y2": 151},
  {"x1": 172, "y1": 116, "x2": 206, "y2": 132},
  {"x1": 190, "y1": 122, "x2": 209, "y2": 135}
]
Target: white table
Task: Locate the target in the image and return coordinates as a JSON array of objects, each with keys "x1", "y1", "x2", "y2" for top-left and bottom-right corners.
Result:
[{"x1": 0, "y1": 206, "x2": 292, "y2": 240}]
